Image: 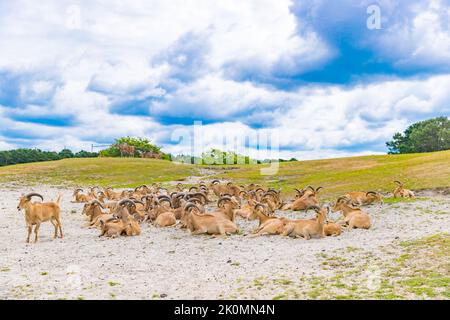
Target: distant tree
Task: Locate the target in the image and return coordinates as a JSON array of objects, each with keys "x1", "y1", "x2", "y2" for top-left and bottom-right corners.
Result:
[
  {"x1": 386, "y1": 117, "x2": 450, "y2": 154},
  {"x1": 74, "y1": 150, "x2": 98, "y2": 158},
  {"x1": 0, "y1": 148, "x2": 98, "y2": 167},
  {"x1": 59, "y1": 149, "x2": 74, "y2": 158},
  {"x1": 200, "y1": 149, "x2": 255, "y2": 165},
  {"x1": 99, "y1": 137, "x2": 165, "y2": 159}
]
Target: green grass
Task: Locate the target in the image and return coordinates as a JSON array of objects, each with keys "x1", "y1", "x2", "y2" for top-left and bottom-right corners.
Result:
[
  {"x1": 383, "y1": 197, "x2": 429, "y2": 204},
  {"x1": 0, "y1": 157, "x2": 198, "y2": 188},
  {"x1": 108, "y1": 281, "x2": 120, "y2": 287},
  {"x1": 0, "y1": 150, "x2": 449, "y2": 198},
  {"x1": 211, "y1": 150, "x2": 450, "y2": 198}
]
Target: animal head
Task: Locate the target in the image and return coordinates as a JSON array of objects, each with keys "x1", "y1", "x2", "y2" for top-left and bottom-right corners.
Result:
[
  {"x1": 73, "y1": 188, "x2": 83, "y2": 196},
  {"x1": 250, "y1": 203, "x2": 270, "y2": 219},
  {"x1": 217, "y1": 196, "x2": 241, "y2": 209},
  {"x1": 157, "y1": 195, "x2": 172, "y2": 207},
  {"x1": 366, "y1": 191, "x2": 383, "y2": 203},
  {"x1": 332, "y1": 196, "x2": 351, "y2": 212},
  {"x1": 17, "y1": 193, "x2": 44, "y2": 211},
  {"x1": 210, "y1": 179, "x2": 220, "y2": 186},
  {"x1": 394, "y1": 180, "x2": 403, "y2": 187},
  {"x1": 306, "y1": 205, "x2": 329, "y2": 221},
  {"x1": 82, "y1": 200, "x2": 104, "y2": 215}
]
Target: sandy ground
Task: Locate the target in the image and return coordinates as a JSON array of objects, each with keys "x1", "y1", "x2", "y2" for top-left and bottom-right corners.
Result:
[{"x1": 0, "y1": 185, "x2": 449, "y2": 300}]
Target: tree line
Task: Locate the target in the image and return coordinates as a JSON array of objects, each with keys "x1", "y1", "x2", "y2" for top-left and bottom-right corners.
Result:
[
  {"x1": 1, "y1": 116, "x2": 447, "y2": 167},
  {"x1": 0, "y1": 148, "x2": 98, "y2": 167}
]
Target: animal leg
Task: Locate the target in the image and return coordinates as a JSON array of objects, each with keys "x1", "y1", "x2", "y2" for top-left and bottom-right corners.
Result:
[
  {"x1": 34, "y1": 223, "x2": 40, "y2": 243},
  {"x1": 191, "y1": 228, "x2": 207, "y2": 235},
  {"x1": 281, "y1": 224, "x2": 294, "y2": 237},
  {"x1": 26, "y1": 225, "x2": 32, "y2": 243},
  {"x1": 56, "y1": 218, "x2": 63, "y2": 238},
  {"x1": 50, "y1": 219, "x2": 58, "y2": 238}
]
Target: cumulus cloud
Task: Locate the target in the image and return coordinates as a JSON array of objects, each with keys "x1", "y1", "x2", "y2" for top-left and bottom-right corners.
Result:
[
  {"x1": 0, "y1": 0, "x2": 449, "y2": 160},
  {"x1": 369, "y1": 0, "x2": 450, "y2": 70}
]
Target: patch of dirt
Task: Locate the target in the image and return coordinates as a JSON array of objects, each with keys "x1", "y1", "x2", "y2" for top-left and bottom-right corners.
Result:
[
  {"x1": 0, "y1": 185, "x2": 449, "y2": 300},
  {"x1": 415, "y1": 187, "x2": 450, "y2": 197}
]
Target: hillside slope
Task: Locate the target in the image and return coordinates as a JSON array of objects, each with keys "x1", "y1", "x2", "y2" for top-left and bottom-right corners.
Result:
[{"x1": 0, "y1": 150, "x2": 448, "y2": 197}]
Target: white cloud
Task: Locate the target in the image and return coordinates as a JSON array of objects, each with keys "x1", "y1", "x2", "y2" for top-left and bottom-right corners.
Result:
[
  {"x1": 376, "y1": 0, "x2": 450, "y2": 68},
  {"x1": 2, "y1": 72, "x2": 449, "y2": 159},
  {"x1": 0, "y1": 140, "x2": 15, "y2": 151},
  {"x1": 0, "y1": 0, "x2": 449, "y2": 160}
]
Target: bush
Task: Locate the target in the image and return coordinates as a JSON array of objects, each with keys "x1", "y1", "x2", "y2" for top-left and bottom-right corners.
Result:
[{"x1": 99, "y1": 137, "x2": 166, "y2": 159}]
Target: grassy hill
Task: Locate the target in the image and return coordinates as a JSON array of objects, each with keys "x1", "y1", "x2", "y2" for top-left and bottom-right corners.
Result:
[{"x1": 0, "y1": 150, "x2": 449, "y2": 198}]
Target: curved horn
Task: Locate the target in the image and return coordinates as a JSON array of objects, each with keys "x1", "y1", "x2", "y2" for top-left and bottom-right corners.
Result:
[
  {"x1": 255, "y1": 203, "x2": 267, "y2": 212},
  {"x1": 141, "y1": 195, "x2": 153, "y2": 201},
  {"x1": 336, "y1": 196, "x2": 350, "y2": 203},
  {"x1": 294, "y1": 188, "x2": 304, "y2": 194},
  {"x1": 217, "y1": 196, "x2": 232, "y2": 207},
  {"x1": 366, "y1": 191, "x2": 377, "y2": 196},
  {"x1": 90, "y1": 200, "x2": 104, "y2": 209},
  {"x1": 265, "y1": 190, "x2": 278, "y2": 196},
  {"x1": 394, "y1": 180, "x2": 403, "y2": 186},
  {"x1": 305, "y1": 205, "x2": 321, "y2": 212},
  {"x1": 132, "y1": 200, "x2": 145, "y2": 206},
  {"x1": 211, "y1": 180, "x2": 220, "y2": 185},
  {"x1": 25, "y1": 193, "x2": 44, "y2": 201},
  {"x1": 190, "y1": 198, "x2": 203, "y2": 205},
  {"x1": 315, "y1": 187, "x2": 323, "y2": 193},
  {"x1": 220, "y1": 193, "x2": 232, "y2": 197},
  {"x1": 118, "y1": 199, "x2": 135, "y2": 207},
  {"x1": 158, "y1": 198, "x2": 172, "y2": 208},
  {"x1": 306, "y1": 186, "x2": 315, "y2": 192},
  {"x1": 184, "y1": 202, "x2": 200, "y2": 212},
  {"x1": 190, "y1": 192, "x2": 207, "y2": 203},
  {"x1": 189, "y1": 186, "x2": 198, "y2": 192}
]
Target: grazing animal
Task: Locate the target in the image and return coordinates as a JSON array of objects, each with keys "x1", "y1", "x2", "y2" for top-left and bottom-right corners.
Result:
[
  {"x1": 332, "y1": 197, "x2": 372, "y2": 230},
  {"x1": 345, "y1": 191, "x2": 383, "y2": 205},
  {"x1": 72, "y1": 188, "x2": 95, "y2": 203},
  {"x1": 17, "y1": 193, "x2": 63, "y2": 243},
  {"x1": 393, "y1": 181, "x2": 415, "y2": 198},
  {"x1": 282, "y1": 186, "x2": 322, "y2": 211},
  {"x1": 281, "y1": 205, "x2": 327, "y2": 239},
  {"x1": 184, "y1": 203, "x2": 239, "y2": 236},
  {"x1": 249, "y1": 204, "x2": 285, "y2": 237}
]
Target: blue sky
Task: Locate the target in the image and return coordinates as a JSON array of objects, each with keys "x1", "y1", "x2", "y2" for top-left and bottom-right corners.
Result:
[{"x1": 0, "y1": 0, "x2": 449, "y2": 159}]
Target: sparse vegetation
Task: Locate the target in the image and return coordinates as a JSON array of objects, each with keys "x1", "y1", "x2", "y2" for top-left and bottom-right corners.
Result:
[
  {"x1": 0, "y1": 150, "x2": 448, "y2": 198},
  {"x1": 228, "y1": 233, "x2": 449, "y2": 300}
]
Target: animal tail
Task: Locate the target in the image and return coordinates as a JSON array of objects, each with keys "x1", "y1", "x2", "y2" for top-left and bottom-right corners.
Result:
[{"x1": 56, "y1": 193, "x2": 63, "y2": 206}]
